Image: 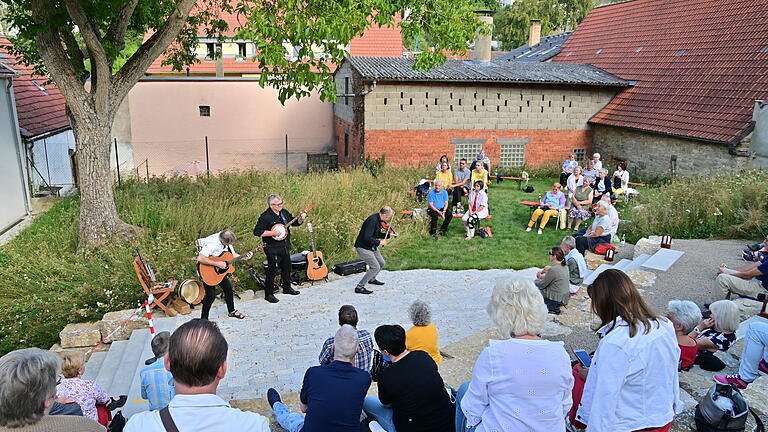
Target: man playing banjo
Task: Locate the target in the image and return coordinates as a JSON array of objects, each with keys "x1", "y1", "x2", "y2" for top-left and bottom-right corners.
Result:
[{"x1": 253, "y1": 194, "x2": 306, "y2": 303}]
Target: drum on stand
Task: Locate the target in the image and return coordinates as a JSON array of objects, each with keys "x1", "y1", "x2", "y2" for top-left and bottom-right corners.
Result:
[{"x1": 178, "y1": 279, "x2": 205, "y2": 305}]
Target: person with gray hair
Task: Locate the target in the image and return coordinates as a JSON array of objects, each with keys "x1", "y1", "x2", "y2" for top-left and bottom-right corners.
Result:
[
  {"x1": 253, "y1": 194, "x2": 307, "y2": 303},
  {"x1": 354, "y1": 207, "x2": 397, "y2": 294},
  {"x1": 0, "y1": 348, "x2": 103, "y2": 431},
  {"x1": 666, "y1": 300, "x2": 702, "y2": 370},
  {"x1": 267, "y1": 324, "x2": 371, "y2": 432},
  {"x1": 690, "y1": 299, "x2": 740, "y2": 371},
  {"x1": 455, "y1": 277, "x2": 573, "y2": 431},
  {"x1": 405, "y1": 300, "x2": 442, "y2": 365},
  {"x1": 574, "y1": 200, "x2": 612, "y2": 254},
  {"x1": 561, "y1": 235, "x2": 587, "y2": 294},
  {"x1": 427, "y1": 179, "x2": 453, "y2": 237},
  {"x1": 196, "y1": 228, "x2": 253, "y2": 318},
  {"x1": 140, "y1": 331, "x2": 175, "y2": 410}
]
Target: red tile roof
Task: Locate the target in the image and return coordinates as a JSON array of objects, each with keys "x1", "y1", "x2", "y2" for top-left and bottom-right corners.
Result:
[
  {"x1": 553, "y1": 0, "x2": 768, "y2": 144},
  {"x1": 349, "y1": 23, "x2": 406, "y2": 57},
  {"x1": 0, "y1": 36, "x2": 71, "y2": 139}
]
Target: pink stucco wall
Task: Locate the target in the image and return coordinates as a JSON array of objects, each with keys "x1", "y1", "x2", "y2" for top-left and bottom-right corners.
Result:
[{"x1": 127, "y1": 80, "x2": 333, "y2": 175}]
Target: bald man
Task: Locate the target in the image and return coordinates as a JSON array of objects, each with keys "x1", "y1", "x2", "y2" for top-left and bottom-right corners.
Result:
[{"x1": 353, "y1": 207, "x2": 397, "y2": 294}]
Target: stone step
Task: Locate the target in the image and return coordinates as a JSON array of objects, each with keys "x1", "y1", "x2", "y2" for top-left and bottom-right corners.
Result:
[
  {"x1": 612, "y1": 259, "x2": 634, "y2": 272},
  {"x1": 641, "y1": 248, "x2": 684, "y2": 272},
  {"x1": 108, "y1": 330, "x2": 150, "y2": 396},
  {"x1": 583, "y1": 263, "x2": 614, "y2": 286},
  {"x1": 82, "y1": 351, "x2": 107, "y2": 381},
  {"x1": 94, "y1": 340, "x2": 128, "y2": 393},
  {"x1": 626, "y1": 253, "x2": 651, "y2": 270}
]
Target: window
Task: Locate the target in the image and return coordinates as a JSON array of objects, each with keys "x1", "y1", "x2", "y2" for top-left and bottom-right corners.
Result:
[
  {"x1": 675, "y1": 49, "x2": 686, "y2": 57},
  {"x1": 499, "y1": 138, "x2": 528, "y2": 167},
  {"x1": 206, "y1": 43, "x2": 221, "y2": 60},
  {"x1": 344, "y1": 133, "x2": 350, "y2": 157},
  {"x1": 238, "y1": 43, "x2": 247, "y2": 57},
  {"x1": 452, "y1": 138, "x2": 484, "y2": 164},
  {"x1": 199, "y1": 106, "x2": 211, "y2": 117},
  {"x1": 573, "y1": 148, "x2": 586, "y2": 161},
  {"x1": 344, "y1": 77, "x2": 350, "y2": 105}
]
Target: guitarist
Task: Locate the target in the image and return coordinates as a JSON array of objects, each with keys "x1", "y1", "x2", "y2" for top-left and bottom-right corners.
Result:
[
  {"x1": 353, "y1": 206, "x2": 396, "y2": 294},
  {"x1": 196, "y1": 229, "x2": 253, "y2": 320},
  {"x1": 253, "y1": 194, "x2": 306, "y2": 303}
]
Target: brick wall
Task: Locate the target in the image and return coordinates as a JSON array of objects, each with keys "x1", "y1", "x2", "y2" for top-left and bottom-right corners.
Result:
[
  {"x1": 364, "y1": 129, "x2": 592, "y2": 167},
  {"x1": 363, "y1": 83, "x2": 617, "y2": 131},
  {"x1": 334, "y1": 116, "x2": 363, "y2": 166},
  {"x1": 592, "y1": 124, "x2": 754, "y2": 178}
]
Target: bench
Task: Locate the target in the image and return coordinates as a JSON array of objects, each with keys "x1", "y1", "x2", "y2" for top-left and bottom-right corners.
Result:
[
  {"x1": 399, "y1": 210, "x2": 492, "y2": 219},
  {"x1": 133, "y1": 256, "x2": 177, "y2": 316},
  {"x1": 495, "y1": 175, "x2": 529, "y2": 189}
]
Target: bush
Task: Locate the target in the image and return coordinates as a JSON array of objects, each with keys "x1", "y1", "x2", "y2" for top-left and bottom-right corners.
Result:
[{"x1": 622, "y1": 170, "x2": 768, "y2": 242}]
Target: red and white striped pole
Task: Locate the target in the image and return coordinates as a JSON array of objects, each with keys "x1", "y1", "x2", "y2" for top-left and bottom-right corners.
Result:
[{"x1": 144, "y1": 294, "x2": 156, "y2": 336}]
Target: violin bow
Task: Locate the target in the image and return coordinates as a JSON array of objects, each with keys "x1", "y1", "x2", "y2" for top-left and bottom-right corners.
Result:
[{"x1": 384, "y1": 208, "x2": 397, "y2": 240}]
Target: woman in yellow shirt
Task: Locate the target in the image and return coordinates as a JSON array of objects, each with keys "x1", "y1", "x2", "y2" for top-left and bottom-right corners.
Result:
[
  {"x1": 405, "y1": 300, "x2": 442, "y2": 365},
  {"x1": 470, "y1": 163, "x2": 489, "y2": 191},
  {"x1": 434, "y1": 162, "x2": 453, "y2": 187}
]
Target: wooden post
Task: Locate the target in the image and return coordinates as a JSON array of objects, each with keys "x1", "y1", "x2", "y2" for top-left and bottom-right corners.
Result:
[
  {"x1": 114, "y1": 138, "x2": 121, "y2": 186},
  {"x1": 205, "y1": 136, "x2": 210, "y2": 178}
]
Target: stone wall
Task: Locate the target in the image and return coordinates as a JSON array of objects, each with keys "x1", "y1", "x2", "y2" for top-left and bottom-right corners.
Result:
[
  {"x1": 592, "y1": 124, "x2": 753, "y2": 178},
  {"x1": 334, "y1": 116, "x2": 363, "y2": 166}
]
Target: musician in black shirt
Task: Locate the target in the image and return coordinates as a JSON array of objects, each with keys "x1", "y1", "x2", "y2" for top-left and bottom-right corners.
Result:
[
  {"x1": 354, "y1": 206, "x2": 396, "y2": 294},
  {"x1": 253, "y1": 194, "x2": 306, "y2": 303}
]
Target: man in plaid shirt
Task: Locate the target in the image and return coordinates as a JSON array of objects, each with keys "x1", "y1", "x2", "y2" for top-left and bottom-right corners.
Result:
[{"x1": 318, "y1": 305, "x2": 373, "y2": 372}]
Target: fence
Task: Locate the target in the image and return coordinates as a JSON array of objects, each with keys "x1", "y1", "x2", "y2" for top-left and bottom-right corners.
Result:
[
  {"x1": 27, "y1": 132, "x2": 77, "y2": 196},
  {"x1": 113, "y1": 135, "x2": 338, "y2": 185}
]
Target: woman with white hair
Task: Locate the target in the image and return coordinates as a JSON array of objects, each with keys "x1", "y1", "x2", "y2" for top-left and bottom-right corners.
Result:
[
  {"x1": 666, "y1": 300, "x2": 702, "y2": 370},
  {"x1": 690, "y1": 299, "x2": 740, "y2": 371},
  {"x1": 591, "y1": 153, "x2": 602, "y2": 171},
  {"x1": 574, "y1": 201, "x2": 612, "y2": 254},
  {"x1": 455, "y1": 277, "x2": 572, "y2": 431},
  {"x1": 405, "y1": 300, "x2": 442, "y2": 365},
  {"x1": 592, "y1": 168, "x2": 612, "y2": 202},
  {"x1": 0, "y1": 348, "x2": 103, "y2": 431}
]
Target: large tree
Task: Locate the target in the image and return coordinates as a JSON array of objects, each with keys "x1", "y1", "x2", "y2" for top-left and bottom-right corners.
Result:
[
  {"x1": 1, "y1": 0, "x2": 478, "y2": 250},
  {"x1": 494, "y1": 0, "x2": 596, "y2": 50}
]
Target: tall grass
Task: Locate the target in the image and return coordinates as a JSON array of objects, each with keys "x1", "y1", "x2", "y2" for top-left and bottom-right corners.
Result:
[{"x1": 623, "y1": 170, "x2": 768, "y2": 242}]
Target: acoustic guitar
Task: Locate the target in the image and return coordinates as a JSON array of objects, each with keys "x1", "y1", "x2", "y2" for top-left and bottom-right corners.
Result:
[
  {"x1": 306, "y1": 223, "x2": 328, "y2": 280},
  {"x1": 272, "y1": 204, "x2": 314, "y2": 241},
  {"x1": 198, "y1": 245, "x2": 264, "y2": 286}
]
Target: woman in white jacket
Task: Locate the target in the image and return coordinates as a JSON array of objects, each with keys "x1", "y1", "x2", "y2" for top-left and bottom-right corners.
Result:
[{"x1": 461, "y1": 181, "x2": 489, "y2": 239}]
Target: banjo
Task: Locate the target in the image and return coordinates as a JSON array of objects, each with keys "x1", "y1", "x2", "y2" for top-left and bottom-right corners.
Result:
[{"x1": 271, "y1": 204, "x2": 314, "y2": 241}]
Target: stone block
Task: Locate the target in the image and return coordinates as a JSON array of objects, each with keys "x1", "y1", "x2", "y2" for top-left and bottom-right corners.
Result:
[
  {"x1": 633, "y1": 236, "x2": 662, "y2": 259},
  {"x1": 171, "y1": 298, "x2": 191, "y2": 315},
  {"x1": 585, "y1": 251, "x2": 609, "y2": 270},
  {"x1": 60, "y1": 322, "x2": 102, "y2": 348},
  {"x1": 239, "y1": 290, "x2": 256, "y2": 301},
  {"x1": 98, "y1": 309, "x2": 149, "y2": 342}
]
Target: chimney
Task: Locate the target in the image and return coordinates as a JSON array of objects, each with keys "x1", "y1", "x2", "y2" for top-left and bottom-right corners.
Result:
[
  {"x1": 471, "y1": 11, "x2": 493, "y2": 63},
  {"x1": 528, "y1": 19, "x2": 542, "y2": 47}
]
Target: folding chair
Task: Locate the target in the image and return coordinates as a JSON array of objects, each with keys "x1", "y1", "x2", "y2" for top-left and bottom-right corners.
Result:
[{"x1": 133, "y1": 256, "x2": 177, "y2": 316}]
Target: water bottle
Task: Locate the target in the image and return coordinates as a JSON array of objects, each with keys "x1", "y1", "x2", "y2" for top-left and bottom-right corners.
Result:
[{"x1": 621, "y1": 234, "x2": 626, "y2": 246}]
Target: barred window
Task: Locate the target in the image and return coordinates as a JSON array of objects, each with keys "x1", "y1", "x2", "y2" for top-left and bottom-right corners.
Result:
[
  {"x1": 499, "y1": 138, "x2": 529, "y2": 167},
  {"x1": 573, "y1": 148, "x2": 586, "y2": 161},
  {"x1": 452, "y1": 138, "x2": 484, "y2": 165}
]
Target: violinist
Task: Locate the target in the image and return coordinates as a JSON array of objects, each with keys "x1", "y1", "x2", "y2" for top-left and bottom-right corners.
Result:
[{"x1": 353, "y1": 206, "x2": 397, "y2": 294}]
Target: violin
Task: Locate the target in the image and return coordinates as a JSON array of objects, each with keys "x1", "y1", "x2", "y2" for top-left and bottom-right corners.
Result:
[{"x1": 380, "y1": 221, "x2": 398, "y2": 237}]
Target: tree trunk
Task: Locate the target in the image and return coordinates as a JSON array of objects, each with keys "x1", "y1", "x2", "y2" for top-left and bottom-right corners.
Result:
[{"x1": 71, "y1": 114, "x2": 136, "y2": 250}]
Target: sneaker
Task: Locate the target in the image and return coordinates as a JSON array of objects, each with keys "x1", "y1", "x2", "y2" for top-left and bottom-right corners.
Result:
[
  {"x1": 369, "y1": 421, "x2": 386, "y2": 432},
  {"x1": 760, "y1": 359, "x2": 768, "y2": 375},
  {"x1": 537, "y1": 229, "x2": 543, "y2": 235},
  {"x1": 713, "y1": 374, "x2": 749, "y2": 389},
  {"x1": 525, "y1": 227, "x2": 532, "y2": 232},
  {"x1": 266, "y1": 388, "x2": 281, "y2": 408},
  {"x1": 355, "y1": 287, "x2": 374, "y2": 294}
]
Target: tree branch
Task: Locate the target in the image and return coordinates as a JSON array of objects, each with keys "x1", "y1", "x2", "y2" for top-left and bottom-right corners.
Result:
[
  {"x1": 58, "y1": 27, "x2": 89, "y2": 83},
  {"x1": 106, "y1": 0, "x2": 140, "y2": 53},
  {"x1": 63, "y1": 0, "x2": 111, "y2": 112},
  {"x1": 112, "y1": 0, "x2": 197, "y2": 110}
]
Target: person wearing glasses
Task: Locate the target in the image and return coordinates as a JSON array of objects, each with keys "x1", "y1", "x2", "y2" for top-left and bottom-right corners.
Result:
[
  {"x1": 196, "y1": 229, "x2": 253, "y2": 318},
  {"x1": 253, "y1": 194, "x2": 306, "y2": 303}
]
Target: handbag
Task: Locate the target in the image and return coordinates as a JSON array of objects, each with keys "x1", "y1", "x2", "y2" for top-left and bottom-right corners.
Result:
[
  {"x1": 370, "y1": 349, "x2": 391, "y2": 382},
  {"x1": 107, "y1": 410, "x2": 126, "y2": 432},
  {"x1": 694, "y1": 383, "x2": 764, "y2": 432}
]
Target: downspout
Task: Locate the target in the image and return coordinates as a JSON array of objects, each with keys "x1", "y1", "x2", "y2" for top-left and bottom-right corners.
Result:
[{"x1": 4, "y1": 78, "x2": 31, "y2": 215}]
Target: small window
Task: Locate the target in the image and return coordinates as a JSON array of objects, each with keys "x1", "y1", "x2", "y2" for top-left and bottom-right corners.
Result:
[
  {"x1": 31, "y1": 80, "x2": 48, "y2": 95},
  {"x1": 499, "y1": 138, "x2": 528, "y2": 167},
  {"x1": 238, "y1": 43, "x2": 247, "y2": 57},
  {"x1": 453, "y1": 139, "x2": 483, "y2": 164},
  {"x1": 199, "y1": 106, "x2": 211, "y2": 117},
  {"x1": 762, "y1": 46, "x2": 768, "y2": 53},
  {"x1": 595, "y1": 48, "x2": 603, "y2": 54},
  {"x1": 344, "y1": 133, "x2": 349, "y2": 157},
  {"x1": 573, "y1": 148, "x2": 586, "y2": 161},
  {"x1": 344, "y1": 77, "x2": 350, "y2": 105},
  {"x1": 675, "y1": 49, "x2": 686, "y2": 57},
  {"x1": 206, "y1": 43, "x2": 221, "y2": 60},
  {"x1": 636, "y1": 46, "x2": 644, "y2": 52}
]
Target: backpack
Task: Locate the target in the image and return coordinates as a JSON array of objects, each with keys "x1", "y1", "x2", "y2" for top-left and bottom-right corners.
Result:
[
  {"x1": 524, "y1": 185, "x2": 535, "y2": 193},
  {"x1": 694, "y1": 383, "x2": 764, "y2": 432}
]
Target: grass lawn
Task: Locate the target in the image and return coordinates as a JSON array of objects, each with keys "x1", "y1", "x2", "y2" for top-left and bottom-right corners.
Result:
[{"x1": 387, "y1": 177, "x2": 573, "y2": 270}]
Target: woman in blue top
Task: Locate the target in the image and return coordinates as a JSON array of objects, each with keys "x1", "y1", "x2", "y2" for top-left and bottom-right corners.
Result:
[
  {"x1": 526, "y1": 183, "x2": 566, "y2": 235},
  {"x1": 560, "y1": 154, "x2": 579, "y2": 186}
]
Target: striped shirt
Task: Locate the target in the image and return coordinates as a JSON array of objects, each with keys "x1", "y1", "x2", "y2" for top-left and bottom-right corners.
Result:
[{"x1": 140, "y1": 359, "x2": 175, "y2": 411}]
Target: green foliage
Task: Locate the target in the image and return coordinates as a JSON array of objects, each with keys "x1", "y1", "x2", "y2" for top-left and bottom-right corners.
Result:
[
  {"x1": 363, "y1": 155, "x2": 387, "y2": 178},
  {"x1": 622, "y1": 170, "x2": 768, "y2": 243},
  {"x1": 494, "y1": 0, "x2": 596, "y2": 50}
]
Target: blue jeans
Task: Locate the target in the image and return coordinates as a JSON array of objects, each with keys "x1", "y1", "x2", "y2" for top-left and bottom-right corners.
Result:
[
  {"x1": 455, "y1": 381, "x2": 477, "y2": 432},
  {"x1": 363, "y1": 396, "x2": 396, "y2": 432},
  {"x1": 740, "y1": 322, "x2": 768, "y2": 382},
  {"x1": 274, "y1": 402, "x2": 305, "y2": 432}
]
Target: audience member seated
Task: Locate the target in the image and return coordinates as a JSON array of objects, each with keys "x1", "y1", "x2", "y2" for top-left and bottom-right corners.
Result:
[
  {"x1": 56, "y1": 352, "x2": 116, "y2": 424},
  {"x1": 567, "y1": 177, "x2": 594, "y2": 231},
  {"x1": 591, "y1": 153, "x2": 603, "y2": 171},
  {"x1": 569, "y1": 270, "x2": 682, "y2": 432},
  {"x1": 582, "y1": 160, "x2": 598, "y2": 182},
  {"x1": 566, "y1": 166, "x2": 585, "y2": 197},
  {"x1": 49, "y1": 399, "x2": 85, "y2": 417},
  {"x1": 574, "y1": 201, "x2": 612, "y2": 255},
  {"x1": 427, "y1": 180, "x2": 452, "y2": 237},
  {"x1": 470, "y1": 160, "x2": 489, "y2": 190},
  {"x1": 600, "y1": 194, "x2": 620, "y2": 239},
  {"x1": 715, "y1": 256, "x2": 768, "y2": 299},
  {"x1": 268, "y1": 325, "x2": 371, "y2": 432},
  {"x1": 451, "y1": 159, "x2": 472, "y2": 209},
  {"x1": 140, "y1": 331, "x2": 175, "y2": 411},
  {"x1": 592, "y1": 169, "x2": 612, "y2": 203},
  {"x1": 560, "y1": 153, "x2": 579, "y2": 187},
  {"x1": 743, "y1": 236, "x2": 768, "y2": 262},
  {"x1": 469, "y1": 153, "x2": 490, "y2": 172},
  {"x1": 535, "y1": 246, "x2": 571, "y2": 314},
  {"x1": 405, "y1": 301, "x2": 442, "y2": 366},
  {"x1": 435, "y1": 154, "x2": 450, "y2": 173},
  {"x1": 666, "y1": 300, "x2": 702, "y2": 370},
  {"x1": 455, "y1": 277, "x2": 572, "y2": 431},
  {"x1": 0, "y1": 348, "x2": 103, "y2": 431},
  {"x1": 690, "y1": 300, "x2": 740, "y2": 371},
  {"x1": 363, "y1": 325, "x2": 454, "y2": 432},
  {"x1": 714, "y1": 321, "x2": 768, "y2": 389},
  {"x1": 319, "y1": 305, "x2": 374, "y2": 371},
  {"x1": 526, "y1": 183, "x2": 566, "y2": 235},
  {"x1": 462, "y1": 181, "x2": 489, "y2": 240},
  {"x1": 561, "y1": 236, "x2": 587, "y2": 294},
  {"x1": 125, "y1": 319, "x2": 270, "y2": 432},
  {"x1": 612, "y1": 161, "x2": 638, "y2": 198},
  {"x1": 434, "y1": 162, "x2": 452, "y2": 188}
]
